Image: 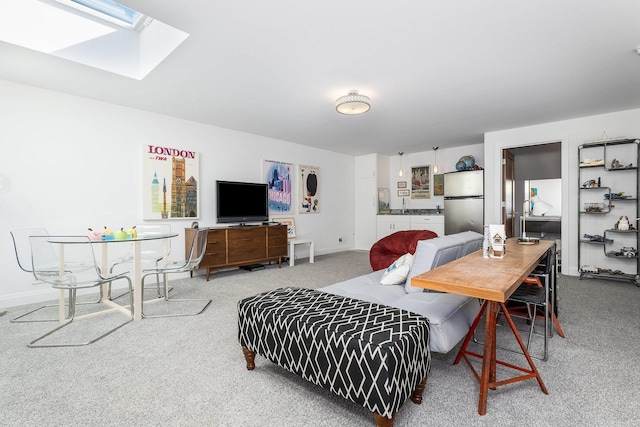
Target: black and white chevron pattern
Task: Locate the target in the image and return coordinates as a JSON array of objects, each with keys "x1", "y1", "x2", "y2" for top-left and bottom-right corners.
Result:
[{"x1": 238, "y1": 287, "x2": 431, "y2": 419}]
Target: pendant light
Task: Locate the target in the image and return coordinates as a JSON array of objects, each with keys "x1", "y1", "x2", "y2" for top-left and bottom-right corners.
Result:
[
  {"x1": 398, "y1": 152, "x2": 404, "y2": 177},
  {"x1": 433, "y1": 146, "x2": 439, "y2": 173}
]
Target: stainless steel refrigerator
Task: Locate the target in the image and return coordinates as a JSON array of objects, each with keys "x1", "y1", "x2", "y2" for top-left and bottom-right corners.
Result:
[{"x1": 444, "y1": 170, "x2": 484, "y2": 235}]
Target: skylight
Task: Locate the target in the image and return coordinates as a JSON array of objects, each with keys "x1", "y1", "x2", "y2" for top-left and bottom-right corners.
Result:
[
  {"x1": 57, "y1": 0, "x2": 148, "y2": 30},
  {"x1": 0, "y1": 0, "x2": 189, "y2": 80}
]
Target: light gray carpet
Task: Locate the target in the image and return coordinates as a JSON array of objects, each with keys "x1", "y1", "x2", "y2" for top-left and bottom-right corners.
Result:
[{"x1": 1, "y1": 250, "x2": 639, "y2": 427}]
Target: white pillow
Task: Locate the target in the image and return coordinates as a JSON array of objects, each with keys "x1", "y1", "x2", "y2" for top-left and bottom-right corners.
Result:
[{"x1": 380, "y1": 253, "x2": 414, "y2": 285}]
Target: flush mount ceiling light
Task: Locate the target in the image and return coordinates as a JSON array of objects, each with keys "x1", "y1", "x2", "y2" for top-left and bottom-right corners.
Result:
[{"x1": 336, "y1": 90, "x2": 371, "y2": 115}]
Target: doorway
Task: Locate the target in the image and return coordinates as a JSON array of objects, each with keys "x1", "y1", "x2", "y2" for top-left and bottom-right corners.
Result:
[{"x1": 502, "y1": 142, "x2": 562, "y2": 240}]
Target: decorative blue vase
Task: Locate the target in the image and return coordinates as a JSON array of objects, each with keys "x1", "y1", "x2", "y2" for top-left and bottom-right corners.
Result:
[{"x1": 456, "y1": 155, "x2": 476, "y2": 170}]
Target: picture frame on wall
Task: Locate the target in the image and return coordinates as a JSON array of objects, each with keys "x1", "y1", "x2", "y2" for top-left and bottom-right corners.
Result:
[
  {"x1": 398, "y1": 189, "x2": 410, "y2": 197},
  {"x1": 433, "y1": 174, "x2": 444, "y2": 196},
  {"x1": 264, "y1": 159, "x2": 294, "y2": 213},
  {"x1": 142, "y1": 144, "x2": 200, "y2": 219},
  {"x1": 299, "y1": 165, "x2": 320, "y2": 213},
  {"x1": 397, "y1": 181, "x2": 407, "y2": 189},
  {"x1": 273, "y1": 217, "x2": 296, "y2": 239},
  {"x1": 411, "y1": 165, "x2": 431, "y2": 199}
]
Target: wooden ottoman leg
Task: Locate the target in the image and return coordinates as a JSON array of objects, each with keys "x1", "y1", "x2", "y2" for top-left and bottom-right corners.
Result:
[
  {"x1": 374, "y1": 413, "x2": 394, "y2": 427},
  {"x1": 242, "y1": 347, "x2": 256, "y2": 370},
  {"x1": 410, "y1": 376, "x2": 429, "y2": 404}
]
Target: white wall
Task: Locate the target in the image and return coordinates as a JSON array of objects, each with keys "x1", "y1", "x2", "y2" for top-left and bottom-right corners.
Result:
[
  {"x1": 526, "y1": 179, "x2": 563, "y2": 217},
  {"x1": 484, "y1": 107, "x2": 640, "y2": 277},
  {"x1": 0, "y1": 80, "x2": 355, "y2": 307}
]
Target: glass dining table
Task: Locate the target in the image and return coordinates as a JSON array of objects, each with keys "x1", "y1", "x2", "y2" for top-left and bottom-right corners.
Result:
[{"x1": 51, "y1": 233, "x2": 178, "y2": 322}]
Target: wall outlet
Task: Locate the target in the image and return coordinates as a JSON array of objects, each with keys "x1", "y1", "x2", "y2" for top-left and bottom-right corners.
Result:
[{"x1": 338, "y1": 237, "x2": 343, "y2": 243}]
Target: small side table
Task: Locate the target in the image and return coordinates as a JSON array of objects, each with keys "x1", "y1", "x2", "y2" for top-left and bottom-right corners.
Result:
[{"x1": 289, "y1": 239, "x2": 315, "y2": 267}]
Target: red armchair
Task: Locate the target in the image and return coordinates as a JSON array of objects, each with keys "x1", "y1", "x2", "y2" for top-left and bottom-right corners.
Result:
[{"x1": 369, "y1": 229, "x2": 438, "y2": 271}]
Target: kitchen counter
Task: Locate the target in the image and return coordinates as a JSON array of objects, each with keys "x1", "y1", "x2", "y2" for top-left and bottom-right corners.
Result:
[{"x1": 378, "y1": 209, "x2": 444, "y2": 216}]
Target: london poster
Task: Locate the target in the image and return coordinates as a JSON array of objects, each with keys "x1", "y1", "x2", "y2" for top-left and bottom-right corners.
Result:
[{"x1": 143, "y1": 144, "x2": 200, "y2": 219}]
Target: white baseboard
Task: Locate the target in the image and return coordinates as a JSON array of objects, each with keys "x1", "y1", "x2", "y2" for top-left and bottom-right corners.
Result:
[{"x1": 0, "y1": 282, "x2": 130, "y2": 309}]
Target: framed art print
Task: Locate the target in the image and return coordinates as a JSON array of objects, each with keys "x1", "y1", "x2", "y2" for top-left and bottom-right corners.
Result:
[
  {"x1": 264, "y1": 159, "x2": 293, "y2": 213},
  {"x1": 411, "y1": 165, "x2": 431, "y2": 199},
  {"x1": 143, "y1": 144, "x2": 199, "y2": 219},
  {"x1": 274, "y1": 217, "x2": 296, "y2": 239},
  {"x1": 299, "y1": 165, "x2": 320, "y2": 213},
  {"x1": 433, "y1": 174, "x2": 444, "y2": 196}
]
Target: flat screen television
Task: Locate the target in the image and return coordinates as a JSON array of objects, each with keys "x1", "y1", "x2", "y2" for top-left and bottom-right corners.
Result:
[{"x1": 216, "y1": 180, "x2": 269, "y2": 224}]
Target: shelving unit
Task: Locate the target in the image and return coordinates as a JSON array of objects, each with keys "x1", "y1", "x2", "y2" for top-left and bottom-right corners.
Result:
[{"x1": 578, "y1": 138, "x2": 640, "y2": 286}]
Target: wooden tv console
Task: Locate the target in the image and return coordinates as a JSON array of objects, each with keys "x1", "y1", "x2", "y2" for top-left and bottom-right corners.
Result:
[{"x1": 185, "y1": 224, "x2": 288, "y2": 281}]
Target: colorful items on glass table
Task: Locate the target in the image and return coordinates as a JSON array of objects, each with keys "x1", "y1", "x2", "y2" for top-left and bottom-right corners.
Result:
[{"x1": 87, "y1": 226, "x2": 139, "y2": 241}]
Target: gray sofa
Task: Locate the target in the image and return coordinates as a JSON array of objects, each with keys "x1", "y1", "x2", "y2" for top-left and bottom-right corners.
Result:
[{"x1": 320, "y1": 231, "x2": 484, "y2": 353}]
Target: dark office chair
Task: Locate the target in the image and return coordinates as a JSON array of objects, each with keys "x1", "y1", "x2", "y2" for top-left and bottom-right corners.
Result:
[{"x1": 507, "y1": 244, "x2": 565, "y2": 361}]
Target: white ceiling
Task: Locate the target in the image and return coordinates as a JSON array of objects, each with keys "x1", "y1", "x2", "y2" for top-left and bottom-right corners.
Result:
[{"x1": 1, "y1": 0, "x2": 640, "y2": 156}]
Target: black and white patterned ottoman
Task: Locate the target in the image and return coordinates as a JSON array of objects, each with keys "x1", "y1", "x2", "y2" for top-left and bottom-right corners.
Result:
[{"x1": 238, "y1": 287, "x2": 431, "y2": 427}]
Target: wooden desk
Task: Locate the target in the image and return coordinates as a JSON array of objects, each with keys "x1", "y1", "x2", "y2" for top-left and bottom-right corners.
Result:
[{"x1": 411, "y1": 238, "x2": 554, "y2": 415}]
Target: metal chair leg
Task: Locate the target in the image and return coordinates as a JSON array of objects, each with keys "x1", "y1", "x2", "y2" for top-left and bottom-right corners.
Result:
[
  {"x1": 28, "y1": 282, "x2": 133, "y2": 348},
  {"x1": 12, "y1": 292, "x2": 102, "y2": 324},
  {"x1": 140, "y1": 273, "x2": 211, "y2": 319},
  {"x1": 109, "y1": 266, "x2": 168, "y2": 301}
]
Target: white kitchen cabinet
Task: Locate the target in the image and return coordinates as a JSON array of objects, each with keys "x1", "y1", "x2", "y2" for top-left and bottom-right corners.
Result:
[
  {"x1": 376, "y1": 215, "x2": 411, "y2": 240},
  {"x1": 410, "y1": 215, "x2": 445, "y2": 236},
  {"x1": 376, "y1": 214, "x2": 445, "y2": 240}
]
